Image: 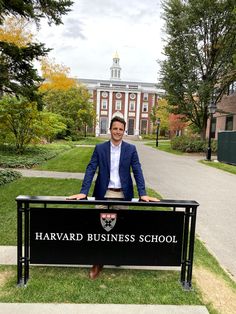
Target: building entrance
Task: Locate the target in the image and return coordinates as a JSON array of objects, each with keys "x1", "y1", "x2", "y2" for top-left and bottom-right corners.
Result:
[{"x1": 128, "y1": 119, "x2": 134, "y2": 135}]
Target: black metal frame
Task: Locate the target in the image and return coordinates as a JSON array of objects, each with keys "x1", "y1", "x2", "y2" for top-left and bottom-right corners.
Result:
[{"x1": 16, "y1": 195, "x2": 198, "y2": 290}]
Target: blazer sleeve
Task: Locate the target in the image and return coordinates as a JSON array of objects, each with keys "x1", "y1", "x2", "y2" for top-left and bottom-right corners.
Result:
[
  {"x1": 80, "y1": 145, "x2": 98, "y2": 195},
  {"x1": 131, "y1": 146, "x2": 146, "y2": 197}
]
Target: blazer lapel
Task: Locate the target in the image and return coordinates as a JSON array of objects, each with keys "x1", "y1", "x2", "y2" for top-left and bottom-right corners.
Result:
[
  {"x1": 119, "y1": 141, "x2": 126, "y2": 169},
  {"x1": 106, "y1": 141, "x2": 111, "y2": 172}
]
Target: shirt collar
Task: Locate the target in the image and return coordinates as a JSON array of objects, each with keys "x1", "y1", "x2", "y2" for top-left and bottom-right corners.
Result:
[{"x1": 110, "y1": 140, "x2": 122, "y2": 149}]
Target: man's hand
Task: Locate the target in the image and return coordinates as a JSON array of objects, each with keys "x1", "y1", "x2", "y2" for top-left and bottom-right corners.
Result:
[
  {"x1": 66, "y1": 193, "x2": 87, "y2": 200},
  {"x1": 140, "y1": 195, "x2": 160, "y2": 202}
]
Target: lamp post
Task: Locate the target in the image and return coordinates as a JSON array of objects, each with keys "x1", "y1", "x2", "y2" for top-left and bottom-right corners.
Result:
[
  {"x1": 156, "y1": 118, "x2": 161, "y2": 147},
  {"x1": 206, "y1": 100, "x2": 217, "y2": 161}
]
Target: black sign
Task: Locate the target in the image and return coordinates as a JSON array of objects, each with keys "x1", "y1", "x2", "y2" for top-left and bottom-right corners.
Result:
[{"x1": 30, "y1": 208, "x2": 184, "y2": 266}]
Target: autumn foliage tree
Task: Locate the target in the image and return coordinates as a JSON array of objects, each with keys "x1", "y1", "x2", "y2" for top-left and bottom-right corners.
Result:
[
  {"x1": 39, "y1": 58, "x2": 78, "y2": 92},
  {"x1": 0, "y1": 0, "x2": 73, "y2": 101},
  {"x1": 169, "y1": 114, "x2": 187, "y2": 137}
]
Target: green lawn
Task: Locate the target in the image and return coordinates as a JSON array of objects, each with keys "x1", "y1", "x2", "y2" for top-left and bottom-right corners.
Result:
[
  {"x1": 0, "y1": 143, "x2": 72, "y2": 168},
  {"x1": 145, "y1": 140, "x2": 183, "y2": 155},
  {"x1": 200, "y1": 160, "x2": 236, "y2": 175},
  {"x1": 0, "y1": 177, "x2": 161, "y2": 245},
  {"x1": 35, "y1": 147, "x2": 94, "y2": 172}
]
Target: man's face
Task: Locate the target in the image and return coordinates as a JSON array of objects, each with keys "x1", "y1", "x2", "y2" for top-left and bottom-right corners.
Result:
[{"x1": 110, "y1": 121, "x2": 125, "y2": 145}]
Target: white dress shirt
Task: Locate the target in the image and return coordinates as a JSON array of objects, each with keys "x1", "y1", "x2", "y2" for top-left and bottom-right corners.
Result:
[{"x1": 108, "y1": 141, "x2": 122, "y2": 188}]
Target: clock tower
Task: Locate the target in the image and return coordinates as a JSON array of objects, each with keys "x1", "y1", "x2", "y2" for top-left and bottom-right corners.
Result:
[{"x1": 110, "y1": 51, "x2": 121, "y2": 80}]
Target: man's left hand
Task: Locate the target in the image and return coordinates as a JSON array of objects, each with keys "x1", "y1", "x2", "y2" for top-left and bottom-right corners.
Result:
[{"x1": 140, "y1": 195, "x2": 160, "y2": 202}]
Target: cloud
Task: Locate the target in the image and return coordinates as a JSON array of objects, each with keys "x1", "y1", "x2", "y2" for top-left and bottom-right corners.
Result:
[
  {"x1": 34, "y1": 0, "x2": 165, "y2": 82},
  {"x1": 62, "y1": 18, "x2": 86, "y2": 40}
]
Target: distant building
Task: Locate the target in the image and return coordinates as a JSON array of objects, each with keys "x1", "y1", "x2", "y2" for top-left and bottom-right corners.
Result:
[
  {"x1": 208, "y1": 81, "x2": 236, "y2": 139},
  {"x1": 78, "y1": 52, "x2": 164, "y2": 136}
]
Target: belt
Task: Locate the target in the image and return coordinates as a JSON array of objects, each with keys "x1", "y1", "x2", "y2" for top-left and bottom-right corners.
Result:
[{"x1": 108, "y1": 188, "x2": 122, "y2": 192}]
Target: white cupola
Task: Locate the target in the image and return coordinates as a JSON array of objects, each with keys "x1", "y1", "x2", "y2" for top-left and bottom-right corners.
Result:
[{"x1": 110, "y1": 51, "x2": 121, "y2": 80}]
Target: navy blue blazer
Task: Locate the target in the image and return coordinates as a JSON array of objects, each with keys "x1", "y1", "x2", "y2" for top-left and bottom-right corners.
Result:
[{"x1": 80, "y1": 140, "x2": 146, "y2": 200}]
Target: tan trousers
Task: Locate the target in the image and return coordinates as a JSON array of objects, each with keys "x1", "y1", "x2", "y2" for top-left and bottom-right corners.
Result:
[{"x1": 96, "y1": 189, "x2": 128, "y2": 210}]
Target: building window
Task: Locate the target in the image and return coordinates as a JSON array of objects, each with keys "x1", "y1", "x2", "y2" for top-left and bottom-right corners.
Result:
[
  {"x1": 129, "y1": 101, "x2": 135, "y2": 111},
  {"x1": 141, "y1": 120, "x2": 148, "y2": 134},
  {"x1": 100, "y1": 117, "x2": 108, "y2": 134},
  {"x1": 228, "y1": 82, "x2": 236, "y2": 95},
  {"x1": 115, "y1": 100, "x2": 122, "y2": 110},
  {"x1": 142, "y1": 103, "x2": 148, "y2": 112},
  {"x1": 116, "y1": 92, "x2": 122, "y2": 99},
  {"x1": 102, "y1": 99, "x2": 108, "y2": 110},
  {"x1": 211, "y1": 117, "x2": 216, "y2": 138},
  {"x1": 143, "y1": 93, "x2": 148, "y2": 101},
  {"x1": 225, "y1": 115, "x2": 233, "y2": 131}
]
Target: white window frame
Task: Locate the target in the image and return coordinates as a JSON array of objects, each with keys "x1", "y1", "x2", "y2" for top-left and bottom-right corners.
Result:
[
  {"x1": 142, "y1": 102, "x2": 148, "y2": 112},
  {"x1": 102, "y1": 99, "x2": 108, "y2": 110},
  {"x1": 129, "y1": 101, "x2": 135, "y2": 111},
  {"x1": 143, "y1": 93, "x2": 148, "y2": 101},
  {"x1": 115, "y1": 100, "x2": 122, "y2": 110}
]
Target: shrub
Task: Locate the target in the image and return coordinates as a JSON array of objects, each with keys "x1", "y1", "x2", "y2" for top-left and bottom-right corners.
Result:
[
  {"x1": 171, "y1": 135, "x2": 217, "y2": 153},
  {"x1": 0, "y1": 169, "x2": 22, "y2": 186}
]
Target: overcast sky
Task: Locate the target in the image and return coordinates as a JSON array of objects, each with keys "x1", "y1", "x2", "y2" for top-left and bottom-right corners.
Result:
[{"x1": 35, "y1": 0, "x2": 166, "y2": 83}]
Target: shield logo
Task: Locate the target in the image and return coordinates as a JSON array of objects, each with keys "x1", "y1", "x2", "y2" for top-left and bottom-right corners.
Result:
[{"x1": 100, "y1": 213, "x2": 117, "y2": 232}]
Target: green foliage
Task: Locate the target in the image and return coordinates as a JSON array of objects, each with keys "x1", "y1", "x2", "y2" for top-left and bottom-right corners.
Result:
[
  {"x1": 0, "y1": 143, "x2": 71, "y2": 168},
  {"x1": 0, "y1": 96, "x2": 42, "y2": 153},
  {"x1": 42, "y1": 87, "x2": 96, "y2": 138},
  {"x1": 171, "y1": 135, "x2": 217, "y2": 153},
  {"x1": 160, "y1": 0, "x2": 236, "y2": 139},
  {"x1": 0, "y1": 0, "x2": 73, "y2": 26},
  {"x1": 0, "y1": 41, "x2": 49, "y2": 101},
  {"x1": 39, "y1": 111, "x2": 67, "y2": 142},
  {"x1": 0, "y1": 169, "x2": 22, "y2": 186}
]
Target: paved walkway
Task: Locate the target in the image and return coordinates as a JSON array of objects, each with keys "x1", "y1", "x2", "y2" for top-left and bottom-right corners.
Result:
[
  {"x1": 134, "y1": 141, "x2": 236, "y2": 281},
  {"x1": 0, "y1": 303, "x2": 209, "y2": 314}
]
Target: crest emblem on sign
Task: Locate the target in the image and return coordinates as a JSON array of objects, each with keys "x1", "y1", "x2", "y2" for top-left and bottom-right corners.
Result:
[{"x1": 100, "y1": 213, "x2": 117, "y2": 232}]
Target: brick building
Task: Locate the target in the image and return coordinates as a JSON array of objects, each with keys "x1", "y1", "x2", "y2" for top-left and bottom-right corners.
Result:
[
  {"x1": 209, "y1": 81, "x2": 236, "y2": 139},
  {"x1": 78, "y1": 52, "x2": 164, "y2": 136}
]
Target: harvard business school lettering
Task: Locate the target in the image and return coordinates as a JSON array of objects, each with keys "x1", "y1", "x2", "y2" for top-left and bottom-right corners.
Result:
[{"x1": 34, "y1": 232, "x2": 178, "y2": 243}]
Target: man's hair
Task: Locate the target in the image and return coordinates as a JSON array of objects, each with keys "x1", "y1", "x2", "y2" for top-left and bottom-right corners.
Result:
[{"x1": 110, "y1": 116, "x2": 126, "y2": 129}]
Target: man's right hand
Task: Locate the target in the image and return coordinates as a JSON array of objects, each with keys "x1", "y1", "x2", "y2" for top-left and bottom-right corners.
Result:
[{"x1": 66, "y1": 193, "x2": 87, "y2": 200}]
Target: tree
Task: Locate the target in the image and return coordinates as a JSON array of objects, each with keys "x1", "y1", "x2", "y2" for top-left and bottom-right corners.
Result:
[
  {"x1": 42, "y1": 87, "x2": 95, "y2": 138},
  {"x1": 39, "y1": 58, "x2": 78, "y2": 92},
  {"x1": 160, "y1": 0, "x2": 236, "y2": 139},
  {"x1": 0, "y1": 0, "x2": 73, "y2": 26},
  {"x1": 0, "y1": 0, "x2": 73, "y2": 101},
  {"x1": 0, "y1": 96, "x2": 41, "y2": 153},
  {"x1": 150, "y1": 98, "x2": 170, "y2": 136},
  {"x1": 39, "y1": 111, "x2": 67, "y2": 142},
  {"x1": 169, "y1": 113, "x2": 187, "y2": 137}
]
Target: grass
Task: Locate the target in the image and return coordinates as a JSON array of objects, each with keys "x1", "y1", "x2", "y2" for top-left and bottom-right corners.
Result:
[
  {"x1": 199, "y1": 160, "x2": 236, "y2": 175},
  {"x1": 0, "y1": 143, "x2": 72, "y2": 168},
  {"x1": 145, "y1": 140, "x2": 183, "y2": 155},
  {"x1": 35, "y1": 147, "x2": 94, "y2": 172},
  {"x1": 0, "y1": 177, "x2": 161, "y2": 245},
  {"x1": 73, "y1": 137, "x2": 106, "y2": 145},
  {"x1": 0, "y1": 265, "x2": 203, "y2": 304}
]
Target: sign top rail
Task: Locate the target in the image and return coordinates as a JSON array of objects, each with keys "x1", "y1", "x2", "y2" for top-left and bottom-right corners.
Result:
[{"x1": 16, "y1": 195, "x2": 199, "y2": 208}]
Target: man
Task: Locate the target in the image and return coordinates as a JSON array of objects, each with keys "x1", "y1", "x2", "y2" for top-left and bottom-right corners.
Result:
[{"x1": 68, "y1": 116, "x2": 159, "y2": 278}]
